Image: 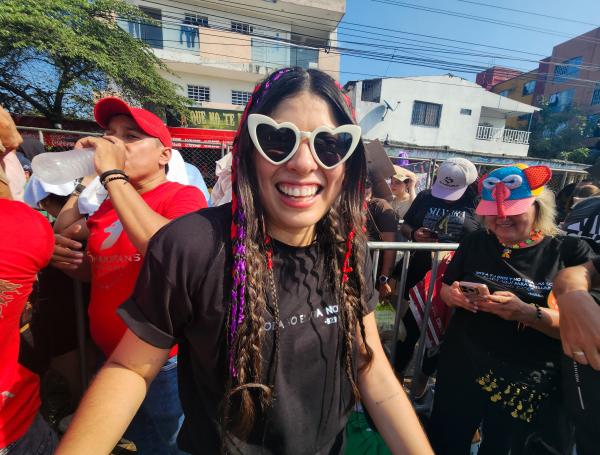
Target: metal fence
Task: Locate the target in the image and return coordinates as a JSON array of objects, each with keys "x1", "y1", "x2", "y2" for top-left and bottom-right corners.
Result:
[
  {"x1": 16, "y1": 126, "x2": 231, "y2": 188},
  {"x1": 17, "y1": 126, "x2": 590, "y2": 195},
  {"x1": 368, "y1": 241, "x2": 459, "y2": 401}
]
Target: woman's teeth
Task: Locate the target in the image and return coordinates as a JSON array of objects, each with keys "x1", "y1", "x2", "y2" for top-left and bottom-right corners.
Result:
[{"x1": 277, "y1": 184, "x2": 319, "y2": 197}]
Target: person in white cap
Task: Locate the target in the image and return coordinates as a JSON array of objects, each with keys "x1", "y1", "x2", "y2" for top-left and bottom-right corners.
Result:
[{"x1": 394, "y1": 157, "x2": 481, "y2": 395}]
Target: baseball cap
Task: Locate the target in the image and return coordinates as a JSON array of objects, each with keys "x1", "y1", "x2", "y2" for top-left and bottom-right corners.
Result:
[
  {"x1": 431, "y1": 158, "x2": 478, "y2": 201},
  {"x1": 391, "y1": 165, "x2": 416, "y2": 183},
  {"x1": 476, "y1": 164, "x2": 552, "y2": 217},
  {"x1": 94, "y1": 97, "x2": 172, "y2": 148}
]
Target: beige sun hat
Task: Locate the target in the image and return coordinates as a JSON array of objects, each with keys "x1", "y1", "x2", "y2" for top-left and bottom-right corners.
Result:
[{"x1": 391, "y1": 165, "x2": 417, "y2": 182}]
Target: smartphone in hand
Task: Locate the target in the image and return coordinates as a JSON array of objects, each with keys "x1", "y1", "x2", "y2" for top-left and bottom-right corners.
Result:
[{"x1": 459, "y1": 281, "x2": 490, "y2": 302}]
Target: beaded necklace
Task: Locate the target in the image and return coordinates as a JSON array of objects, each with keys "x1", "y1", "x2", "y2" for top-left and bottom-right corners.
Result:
[{"x1": 499, "y1": 229, "x2": 543, "y2": 259}]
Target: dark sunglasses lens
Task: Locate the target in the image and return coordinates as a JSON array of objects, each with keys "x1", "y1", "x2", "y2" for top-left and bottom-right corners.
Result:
[
  {"x1": 313, "y1": 132, "x2": 354, "y2": 167},
  {"x1": 256, "y1": 124, "x2": 296, "y2": 163}
]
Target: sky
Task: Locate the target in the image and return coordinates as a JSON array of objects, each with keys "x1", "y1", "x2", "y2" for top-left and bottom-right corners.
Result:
[{"x1": 338, "y1": 0, "x2": 600, "y2": 84}]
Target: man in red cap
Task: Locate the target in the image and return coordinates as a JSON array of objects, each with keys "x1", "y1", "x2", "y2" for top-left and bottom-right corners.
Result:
[{"x1": 52, "y1": 98, "x2": 206, "y2": 454}]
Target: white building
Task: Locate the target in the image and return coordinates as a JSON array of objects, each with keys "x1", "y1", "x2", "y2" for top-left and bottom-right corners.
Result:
[
  {"x1": 120, "y1": 0, "x2": 343, "y2": 118},
  {"x1": 345, "y1": 75, "x2": 539, "y2": 157}
]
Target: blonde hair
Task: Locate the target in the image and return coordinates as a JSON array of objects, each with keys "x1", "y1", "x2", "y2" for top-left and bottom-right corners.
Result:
[
  {"x1": 479, "y1": 187, "x2": 559, "y2": 236},
  {"x1": 533, "y1": 187, "x2": 559, "y2": 236}
]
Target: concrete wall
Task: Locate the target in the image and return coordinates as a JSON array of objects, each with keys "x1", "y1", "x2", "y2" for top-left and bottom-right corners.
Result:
[
  {"x1": 160, "y1": 71, "x2": 255, "y2": 108},
  {"x1": 351, "y1": 76, "x2": 535, "y2": 156},
  {"x1": 131, "y1": 0, "x2": 343, "y2": 110}
]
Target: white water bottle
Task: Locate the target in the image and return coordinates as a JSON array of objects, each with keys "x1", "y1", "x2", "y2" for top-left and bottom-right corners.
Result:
[{"x1": 32, "y1": 149, "x2": 96, "y2": 185}]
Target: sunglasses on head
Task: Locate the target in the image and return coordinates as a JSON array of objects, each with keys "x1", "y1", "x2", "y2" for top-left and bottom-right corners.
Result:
[{"x1": 247, "y1": 114, "x2": 361, "y2": 169}]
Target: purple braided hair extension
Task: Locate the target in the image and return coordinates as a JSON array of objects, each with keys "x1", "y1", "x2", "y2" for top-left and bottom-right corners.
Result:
[{"x1": 228, "y1": 67, "x2": 292, "y2": 377}]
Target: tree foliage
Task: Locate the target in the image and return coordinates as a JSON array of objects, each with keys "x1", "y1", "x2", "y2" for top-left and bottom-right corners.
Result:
[
  {"x1": 0, "y1": 0, "x2": 191, "y2": 126},
  {"x1": 528, "y1": 98, "x2": 590, "y2": 163}
]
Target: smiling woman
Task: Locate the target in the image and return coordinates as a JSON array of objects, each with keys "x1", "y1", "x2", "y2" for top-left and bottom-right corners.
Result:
[
  {"x1": 56, "y1": 68, "x2": 433, "y2": 455},
  {"x1": 431, "y1": 164, "x2": 597, "y2": 454}
]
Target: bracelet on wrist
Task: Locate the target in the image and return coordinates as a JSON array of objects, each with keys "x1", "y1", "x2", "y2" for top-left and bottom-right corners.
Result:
[
  {"x1": 102, "y1": 175, "x2": 129, "y2": 189},
  {"x1": 71, "y1": 183, "x2": 87, "y2": 198},
  {"x1": 99, "y1": 169, "x2": 128, "y2": 183}
]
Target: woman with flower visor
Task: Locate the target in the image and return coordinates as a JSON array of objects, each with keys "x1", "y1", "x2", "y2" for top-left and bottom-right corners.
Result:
[{"x1": 57, "y1": 68, "x2": 432, "y2": 454}]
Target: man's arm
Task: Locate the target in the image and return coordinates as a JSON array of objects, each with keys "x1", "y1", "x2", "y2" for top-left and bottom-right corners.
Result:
[
  {"x1": 103, "y1": 179, "x2": 173, "y2": 255},
  {"x1": 53, "y1": 175, "x2": 95, "y2": 236},
  {"x1": 554, "y1": 261, "x2": 600, "y2": 370},
  {"x1": 358, "y1": 313, "x2": 433, "y2": 455},
  {"x1": 55, "y1": 330, "x2": 170, "y2": 454}
]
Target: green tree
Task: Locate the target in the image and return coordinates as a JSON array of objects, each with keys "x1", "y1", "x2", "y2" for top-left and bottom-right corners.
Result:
[
  {"x1": 528, "y1": 98, "x2": 589, "y2": 163},
  {"x1": 0, "y1": 0, "x2": 191, "y2": 126}
]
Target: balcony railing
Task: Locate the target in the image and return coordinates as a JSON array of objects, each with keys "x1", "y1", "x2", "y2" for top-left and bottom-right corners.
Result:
[{"x1": 476, "y1": 126, "x2": 531, "y2": 145}]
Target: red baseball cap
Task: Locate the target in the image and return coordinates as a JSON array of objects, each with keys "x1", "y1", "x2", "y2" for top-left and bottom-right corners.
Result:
[{"x1": 94, "y1": 97, "x2": 172, "y2": 148}]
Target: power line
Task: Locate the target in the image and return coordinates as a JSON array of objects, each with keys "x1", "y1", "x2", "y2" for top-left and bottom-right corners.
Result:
[
  {"x1": 134, "y1": 12, "x2": 600, "y2": 88},
  {"x1": 455, "y1": 0, "x2": 600, "y2": 28},
  {"x1": 135, "y1": 1, "x2": 600, "y2": 77},
  {"x1": 145, "y1": 0, "x2": 547, "y2": 58},
  {"x1": 372, "y1": 0, "x2": 600, "y2": 46}
]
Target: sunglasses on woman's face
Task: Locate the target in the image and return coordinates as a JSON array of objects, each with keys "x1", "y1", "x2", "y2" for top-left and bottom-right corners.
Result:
[{"x1": 247, "y1": 114, "x2": 362, "y2": 170}]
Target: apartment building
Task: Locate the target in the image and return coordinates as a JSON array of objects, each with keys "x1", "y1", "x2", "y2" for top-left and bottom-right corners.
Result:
[
  {"x1": 345, "y1": 75, "x2": 538, "y2": 157},
  {"x1": 119, "y1": 0, "x2": 344, "y2": 142},
  {"x1": 490, "y1": 70, "x2": 539, "y2": 130},
  {"x1": 480, "y1": 27, "x2": 600, "y2": 145},
  {"x1": 539, "y1": 27, "x2": 600, "y2": 142}
]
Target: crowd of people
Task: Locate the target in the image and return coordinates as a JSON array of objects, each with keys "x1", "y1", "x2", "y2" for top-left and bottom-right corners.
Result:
[{"x1": 1, "y1": 66, "x2": 599, "y2": 455}]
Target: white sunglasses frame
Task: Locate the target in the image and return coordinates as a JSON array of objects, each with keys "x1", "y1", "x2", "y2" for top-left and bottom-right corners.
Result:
[{"x1": 247, "y1": 114, "x2": 362, "y2": 170}]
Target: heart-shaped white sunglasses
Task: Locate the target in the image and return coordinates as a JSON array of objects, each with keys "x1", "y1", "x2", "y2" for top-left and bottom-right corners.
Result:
[{"x1": 247, "y1": 114, "x2": 362, "y2": 170}]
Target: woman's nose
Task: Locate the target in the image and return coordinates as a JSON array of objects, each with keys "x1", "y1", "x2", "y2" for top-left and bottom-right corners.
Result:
[{"x1": 286, "y1": 139, "x2": 318, "y2": 174}]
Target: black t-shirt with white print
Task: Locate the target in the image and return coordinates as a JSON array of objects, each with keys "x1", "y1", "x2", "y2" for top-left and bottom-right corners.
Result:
[
  {"x1": 400, "y1": 188, "x2": 481, "y2": 289},
  {"x1": 118, "y1": 203, "x2": 378, "y2": 455},
  {"x1": 442, "y1": 230, "x2": 596, "y2": 364}
]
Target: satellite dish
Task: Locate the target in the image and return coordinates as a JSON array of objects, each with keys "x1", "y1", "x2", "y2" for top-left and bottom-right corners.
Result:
[
  {"x1": 359, "y1": 105, "x2": 386, "y2": 133},
  {"x1": 381, "y1": 100, "x2": 399, "y2": 120}
]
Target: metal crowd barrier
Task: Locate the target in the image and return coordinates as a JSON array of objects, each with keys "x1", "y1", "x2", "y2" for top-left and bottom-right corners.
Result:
[{"x1": 367, "y1": 241, "x2": 459, "y2": 401}]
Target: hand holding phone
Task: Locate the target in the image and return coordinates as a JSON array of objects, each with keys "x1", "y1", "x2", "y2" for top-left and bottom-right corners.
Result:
[
  {"x1": 413, "y1": 227, "x2": 439, "y2": 242},
  {"x1": 459, "y1": 281, "x2": 490, "y2": 302}
]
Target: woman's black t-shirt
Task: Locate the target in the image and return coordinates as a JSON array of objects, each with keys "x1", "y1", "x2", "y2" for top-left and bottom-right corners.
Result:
[
  {"x1": 442, "y1": 230, "x2": 596, "y2": 364},
  {"x1": 118, "y1": 204, "x2": 378, "y2": 455}
]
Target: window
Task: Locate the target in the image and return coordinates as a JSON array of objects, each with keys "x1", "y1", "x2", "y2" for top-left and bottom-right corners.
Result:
[
  {"x1": 548, "y1": 89, "x2": 575, "y2": 112},
  {"x1": 498, "y1": 90, "x2": 510, "y2": 97},
  {"x1": 231, "y1": 21, "x2": 253, "y2": 34},
  {"x1": 361, "y1": 79, "x2": 381, "y2": 103},
  {"x1": 411, "y1": 101, "x2": 442, "y2": 127},
  {"x1": 290, "y1": 46, "x2": 319, "y2": 69},
  {"x1": 554, "y1": 56, "x2": 582, "y2": 83},
  {"x1": 184, "y1": 13, "x2": 208, "y2": 28},
  {"x1": 460, "y1": 108, "x2": 472, "y2": 116},
  {"x1": 522, "y1": 80, "x2": 536, "y2": 96},
  {"x1": 134, "y1": 7, "x2": 163, "y2": 49},
  {"x1": 187, "y1": 85, "x2": 210, "y2": 102},
  {"x1": 592, "y1": 84, "x2": 600, "y2": 106},
  {"x1": 231, "y1": 90, "x2": 252, "y2": 106}
]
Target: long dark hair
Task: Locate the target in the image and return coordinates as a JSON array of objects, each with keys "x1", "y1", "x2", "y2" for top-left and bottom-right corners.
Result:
[{"x1": 224, "y1": 67, "x2": 373, "y2": 442}]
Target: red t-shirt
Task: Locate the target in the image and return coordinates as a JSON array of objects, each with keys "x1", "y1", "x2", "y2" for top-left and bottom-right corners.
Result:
[
  {"x1": 0, "y1": 200, "x2": 53, "y2": 447},
  {"x1": 87, "y1": 181, "x2": 206, "y2": 357}
]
